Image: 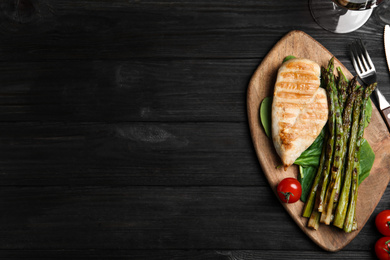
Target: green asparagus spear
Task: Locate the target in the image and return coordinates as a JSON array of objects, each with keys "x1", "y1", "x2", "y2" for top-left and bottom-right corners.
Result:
[
  {"x1": 333, "y1": 88, "x2": 363, "y2": 228},
  {"x1": 347, "y1": 76, "x2": 359, "y2": 95},
  {"x1": 344, "y1": 83, "x2": 377, "y2": 232},
  {"x1": 302, "y1": 136, "x2": 327, "y2": 218},
  {"x1": 318, "y1": 61, "x2": 337, "y2": 213},
  {"x1": 336, "y1": 67, "x2": 348, "y2": 111},
  {"x1": 332, "y1": 79, "x2": 359, "y2": 212},
  {"x1": 321, "y1": 86, "x2": 357, "y2": 225},
  {"x1": 344, "y1": 165, "x2": 359, "y2": 232},
  {"x1": 308, "y1": 171, "x2": 326, "y2": 229},
  {"x1": 308, "y1": 210, "x2": 321, "y2": 230},
  {"x1": 304, "y1": 64, "x2": 334, "y2": 227}
]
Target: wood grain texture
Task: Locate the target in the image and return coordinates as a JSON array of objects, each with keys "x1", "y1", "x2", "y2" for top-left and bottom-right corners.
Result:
[
  {"x1": 0, "y1": 186, "x2": 304, "y2": 250},
  {"x1": 0, "y1": 0, "x2": 389, "y2": 258},
  {"x1": 0, "y1": 250, "x2": 377, "y2": 259},
  {"x1": 0, "y1": 58, "x2": 385, "y2": 123},
  {"x1": 0, "y1": 122, "x2": 262, "y2": 186},
  {"x1": 0, "y1": 185, "x2": 382, "y2": 251},
  {"x1": 247, "y1": 30, "x2": 390, "y2": 251},
  {"x1": 0, "y1": 0, "x2": 386, "y2": 61},
  {"x1": 0, "y1": 60, "x2": 253, "y2": 122}
]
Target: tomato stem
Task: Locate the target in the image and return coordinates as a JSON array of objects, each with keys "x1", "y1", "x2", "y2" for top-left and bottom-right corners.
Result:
[
  {"x1": 279, "y1": 191, "x2": 294, "y2": 203},
  {"x1": 383, "y1": 240, "x2": 390, "y2": 255}
]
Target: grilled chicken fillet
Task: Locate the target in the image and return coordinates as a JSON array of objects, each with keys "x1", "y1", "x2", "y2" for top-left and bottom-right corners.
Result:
[{"x1": 272, "y1": 58, "x2": 328, "y2": 170}]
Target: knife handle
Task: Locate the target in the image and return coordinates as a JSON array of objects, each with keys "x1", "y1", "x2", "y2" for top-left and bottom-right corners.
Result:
[{"x1": 381, "y1": 106, "x2": 390, "y2": 131}]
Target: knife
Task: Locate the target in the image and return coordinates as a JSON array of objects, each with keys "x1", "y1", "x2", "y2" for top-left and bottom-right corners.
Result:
[{"x1": 381, "y1": 25, "x2": 390, "y2": 130}]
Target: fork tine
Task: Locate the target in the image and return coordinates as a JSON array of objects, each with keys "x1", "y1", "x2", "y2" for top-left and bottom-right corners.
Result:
[
  {"x1": 350, "y1": 41, "x2": 363, "y2": 74},
  {"x1": 358, "y1": 38, "x2": 375, "y2": 70},
  {"x1": 355, "y1": 42, "x2": 367, "y2": 72},
  {"x1": 356, "y1": 39, "x2": 371, "y2": 72},
  {"x1": 350, "y1": 50, "x2": 359, "y2": 74},
  {"x1": 350, "y1": 39, "x2": 377, "y2": 86}
]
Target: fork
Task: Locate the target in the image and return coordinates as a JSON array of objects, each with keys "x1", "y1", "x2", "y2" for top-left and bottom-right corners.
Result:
[{"x1": 350, "y1": 39, "x2": 390, "y2": 130}]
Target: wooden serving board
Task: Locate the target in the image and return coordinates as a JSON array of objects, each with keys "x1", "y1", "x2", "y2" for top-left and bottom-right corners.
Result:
[{"x1": 247, "y1": 30, "x2": 390, "y2": 252}]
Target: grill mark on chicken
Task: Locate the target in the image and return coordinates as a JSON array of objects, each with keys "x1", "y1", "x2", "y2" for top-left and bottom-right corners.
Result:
[
  {"x1": 300, "y1": 112, "x2": 328, "y2": 120},
  {"x1": 275, "y1": 91, "x2": 314, "y2": 100},
  {"x1": 275, "y1": 82, "x2": 318, "y2": 93},
  {"x1": 306, "y1": 102, "x2": 328, "y2": 109},
  {"x1": 279, "y1": 127, "x2": 319, "y2": 145},
  {"x1": 279, "y1": 131, "x2": 294, "y2": 149},
  {"x1": 286, "y1": 61, "x2": 316, "y2": 71},
  {"x1": 274, "y1": 102, "x2": 327, "y2": 109},
  {"x1": 279, "y1": 71, "x2": 319, "y2": 82},
  {"x1": 280, "y1": 112, "x2": 296, "y2": 119}
]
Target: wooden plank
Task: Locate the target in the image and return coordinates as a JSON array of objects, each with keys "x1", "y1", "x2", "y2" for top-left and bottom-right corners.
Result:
[
  {"x1": 0, "y1": 59, "x2": 387, "y2": 122},
  {"x1": 0, "y1": 0, "x2": 385, "y2": 61},
  {"x1": 0, "y1": 186, "x2": 383, "y2": 251},
  {"x1": 0, "y1": 249, "x2": 374, "y2": 259},
  {"x1": 247, "y1": 30, "x2": 390, "y2": 251},
  {"x1": 0, "y1": 60, "x2": 254, "y2": 122},
  {"x1": 0, "y1": 122, "x2": 264, "y2": 186}
]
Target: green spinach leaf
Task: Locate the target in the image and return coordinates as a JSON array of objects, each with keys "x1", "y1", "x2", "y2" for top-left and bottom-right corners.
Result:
[
  {"x1": 298, "y1": 166, "x2": 317, "y2": 202},
  {"x1": 260, "y1": 97, "x2": 272, "y2": 138},
  {"x1": 294, "y1": 128, "x2": 325, "y2": 168},
  {"x1": 358, "y1": 138, "x2": 375, "y2": 184},
  {"x1": 283, "y1": 55, "x2": 296, "y2": 63}
]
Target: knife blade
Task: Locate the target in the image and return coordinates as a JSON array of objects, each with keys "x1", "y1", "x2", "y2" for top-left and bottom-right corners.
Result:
[
  {"x1": 385, "y1": 25, "x2": 390, "y2": 74},
  {"x1": 381, "y1": 25, "x2": 390, "y2": 130}
]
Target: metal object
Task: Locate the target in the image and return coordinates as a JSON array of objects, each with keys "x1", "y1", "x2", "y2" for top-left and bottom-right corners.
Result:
[
  {"x1": 383, "y1": 25, "x2": 390, "y2": 70},
  {"x1": 350, "y1": 38, "x2": 390, "y2": 130},
  {"x1": 385, "y1": 25, "x2": 390, "y2": 73}
]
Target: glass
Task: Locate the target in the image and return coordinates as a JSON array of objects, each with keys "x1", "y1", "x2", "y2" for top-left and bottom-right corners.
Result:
[
  {"x1": 373, "y1": 0, "x2": 390, "y2": 25},
  {"x1": 309, "y1": 0, "x2": 385, "y2": 33}
]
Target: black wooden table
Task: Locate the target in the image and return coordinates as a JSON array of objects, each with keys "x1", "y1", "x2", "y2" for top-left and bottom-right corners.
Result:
[{"x1": 0, "y1": 0, "x2": 389, "y2": 259}]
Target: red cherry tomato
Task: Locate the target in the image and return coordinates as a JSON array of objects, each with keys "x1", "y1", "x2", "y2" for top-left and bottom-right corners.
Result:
[
  {"x1": 276, "y1": 178, "x2": 302, "y2": 203},
  {"x1": 375, "y1": 210, "x2": 390, "y2": 237},
  {"x1": 376, "y1": 210, "x2": 390, "y2": 236},
  {"x1": 375, "y1": 237, "x2": 390, "y2": 260}
]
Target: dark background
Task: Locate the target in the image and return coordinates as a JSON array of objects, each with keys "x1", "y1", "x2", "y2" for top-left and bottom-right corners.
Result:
[{"x1": 0, "y1": 0, "x2": 389, "y2": 259}]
